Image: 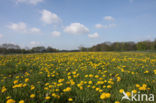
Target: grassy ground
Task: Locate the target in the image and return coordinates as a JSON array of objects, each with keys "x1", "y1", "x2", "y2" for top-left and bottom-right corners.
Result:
[{"x1": 0, "y1": 52, "x2": 156, "y2": 103}]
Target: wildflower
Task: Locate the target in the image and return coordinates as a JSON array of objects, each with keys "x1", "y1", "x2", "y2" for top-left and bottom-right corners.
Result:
[
  {"x1": 119, "y1": 89, "x2": 124, "y2": 93},
  {"x1": 117, "y1": 77, "x2": 121, "y2": 82},
  {"x1": 58, "y1": 79, "x2": 64, "y2": 83},
  {"x1": 21, "y1": 84, "x2": 26, "y2": 87},
  {"x1": 31, "y1": 85, "x2": 35, "y2": 90},
  {"x1": 45, "y1": 96, "x2": 51, "y2": 100},
  {"x1": 95, "y1": 75, "x2": 99, "y2": 78},
  {"x1": 154, "y1": 70, "x2": 156, "y2": 74},
  {"x1": 96, "y1": 88, "x2": 100, "y2": 91},
  {"x1": 139, "y1": 87, "x2": 146, "y2": 91},
  {"x1": 144, "y1": 70, "x2": 149, "y2": 74},
  {"x1": 19, "y1": 100, "x2": 24, "y2": 103},
  {"x1": 6, "y1": 99, "x2": 16, "y2": 103},
  {"x1": 136, "y1": 84, "x2": 140, "y2": 88},
  {"x1": 89, "y1": 74, "x2": 93, "y2": 78},
  {"x1": 132, "y1": 90, "x2": 137, "y2": 93},
  {"x1": 1, "y1": 86, "x2": 7, "y2": 93},
  {"x1": 107, "y1": 85, "x2": 112, "y2": 88},
  {"x1": 142, "y1": 84, "x2": 147, "y2": 88},
  {"x1": 88, "y1": 81, "x2": 92, "y2": 84},
  {"x1": 68, "y1": 98, "x2": 73, "y2": 101},
  {"x1": 126, "y1": 92, "x2": 131, "y2": 97},
  {"x1": 63, "y1": 87, "x2": 71, "y2": 92},
  {"x1": 30, "y1": 94, "x2": 35, "y2": 98},
  {"x1": 25, "y1": 78, "x2": 29, "y2": 82},
  {"x1": 13, "y1": 80, "x2": 18, "y2": 84},
  {"x1": 100, "y1": 92, "x2": 111, "y2": 99},
  {"x1": 6, "y1": 96, "x2": 11, "y2": 99}
]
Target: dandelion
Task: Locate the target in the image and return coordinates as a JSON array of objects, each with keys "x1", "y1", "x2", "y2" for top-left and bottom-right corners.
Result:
[
  {"x1": 30, "y1": 94, "x2": 35, "y2": 98},
  {"x1": 68, "y1": 98, "x2": 73, "y2": 101},
  {"x1": 45, "y1": 96, "x2": 51, "y2": 100},
  {"x1": 136, "y1": 84, "x2": 140, "y2": 88},
  {"x1": 88, "y1": 81, "x2": 92, "y2": 84},
  {"x1": 63, "y1": 87, "x2": 71, "y2": 92},
  {"x1": 31, "y1": 85, "x2": 35, "y2": 90},
  {"x1": 25, "y1": 78, "x2": 29, "y2": 82},
  {"x1": 126, "y1": 92, "x2": 131, "y2": 97},
  {"x1": 1, "y1": 86, "x2": 7, "y2": 93},
  {"x1": 6, "y1": 99, "x2": 16, "y2": 103},
  {"x1": 100, "y1": 92, "x2": 111, "y2": 99},
  {"x1": 19, "y1": 100, "x2": 24, "y2": 103},
  {"x1": 13, "y1": 80, "x2": 18, "y2": 84},
  {"x1": 119, "y1": 89, "x2": 124, "y2": 93},
  {"x1": 132, "y1": 90, "x2": 137, "y2": 93}
]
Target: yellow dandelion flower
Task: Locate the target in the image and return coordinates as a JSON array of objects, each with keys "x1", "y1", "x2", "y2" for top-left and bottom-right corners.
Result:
[
  {"x1": 1, "y1": 86, "x2": 7, "y2": 93},
  {"x1": 100, "y1": 92, "x2": 111, "y2": 99},
  {"x1": 68, "y1": 98, "x2": 73, "y2": 101},
  {"x1": 30, "y1": 94, "x2": 35, "y2": 98},
  {"x1": 126, "y1": 92, "x2": 131, "y2": 97},
  {"x1": 45, "y1": 96, "x2": 51, "y2": 100},
  {"x1": 63, "y1": 87, "x2": 71, "y2": 92},
  {"x1": 132, "y1": 90, "x2": 137, "y2": 93},
  {"x1": 19, "y1": 100, "x2": 24, "y2": 103},
  {"x1": 6, "y1": 99, "x2": 16, "y2": 103},
  {"x1": 119, "y1": 89, "x2": 124, "y2": 93},
  {"x1": 25, "y1": 78, "x2": 29, "y2": 82}
]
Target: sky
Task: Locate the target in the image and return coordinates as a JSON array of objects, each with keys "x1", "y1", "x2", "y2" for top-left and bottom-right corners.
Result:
[{"x1": 0, "y1": 0, "x2": 156, "y2": 50}]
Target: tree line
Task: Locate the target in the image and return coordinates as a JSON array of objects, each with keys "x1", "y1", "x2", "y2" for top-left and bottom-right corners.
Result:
[
  {"x1": 0, "y1": 44, "x2": 58, "y2": 54},
  {"x1": 0, "y1": 39, "x2": 156, "y2": 54},
  {"x1": 79, "y1": 39, "x2": 156, "y2": 52}
]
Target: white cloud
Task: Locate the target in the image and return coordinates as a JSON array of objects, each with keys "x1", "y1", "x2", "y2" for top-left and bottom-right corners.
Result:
[
  {"x1": 95, "y1": 23, "x2": 116, "y2": 29},
  {"x1": 95, "y1": 24, "x2": 103, "y2": 29},
  {"x1": 30, "y1": 41, "x2": 40, "y2": 45},
  {"x1": 64, "y1": 23, "x2": 89, "y2": 35},
  {"x1": 7, "y1": 22, "x2": 41, "y2": 34},
  {"x1": 41, "y1": 9, "x2": 61, "y2": 25},
  {"x1": 30, "y1": 27, "x2": 41, "y2": 33},
  {"x1": 103, "y1": 24, "x2": 116, "y2": 29},
  {"x1": 7, "y1": 22, "x2": 27, "y2": 32},
  {"x1": 51, "y1": 31, "x2": 61, "y2": 37},
  {"x1": 0, "y1": 34, "x2": 3, "y2": 38},
  {"x1": 16, "y1": 0, "x2": 44, "y2": 5},
  {"x1": 104, "y1": 16, "x2": 114, "y2": 21},
  {"x1": 88, "y1": 32, "x2": 99, "y2": 38}
]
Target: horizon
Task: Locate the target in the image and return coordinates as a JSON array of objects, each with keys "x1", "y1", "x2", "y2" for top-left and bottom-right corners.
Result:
[
  {"x1": 0, "y1": 39, "x2": 155, "y2": 50},
  {"x1": 0, "y1": 0, "x2": 156, "y2": 50}
]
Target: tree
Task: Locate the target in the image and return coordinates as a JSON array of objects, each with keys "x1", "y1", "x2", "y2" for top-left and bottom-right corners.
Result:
[{"x1": 31, "y1": 46, "x2": 46, "y2": 53}]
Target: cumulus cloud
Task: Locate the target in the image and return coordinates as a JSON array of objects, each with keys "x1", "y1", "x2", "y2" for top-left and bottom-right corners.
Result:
[
  {"x1": 41, "y1": 9, "x2": 61, "y2": 25},
  {"x1": 7, "y1": 22, "x2": 41, "y2": 34},
  {"x1": 51, "y1": 31, "x2": 61, "y2": 37},
  {"x1": 88, "y1": 32, "x2": 99, "y2": 38},
  {"x1": 64, "y1": 23, "x2": 89, "y2": 35},
  {"x1": 16, "y1": 0, "x2": 44, "y2": 5},
  {"x1": 30, "y1": 27, "x2": 41, "y2": 33},
  {"x1": 95, "y1": 23, "x2": 116, "y2": 29},
  {"x1": 0, "y1": 34, "x2": 3, "y2": 38},
  {"x1": 95, "y1": 24, "x2": 103, "y2": 29},
  {"x1": 7, "y1": 22, "x2": 27, "y2": 32},
  {"x1": 30, "y1": 41, "x2": 40, "y2": 45},
  {"x1": 104, "y1": 16, "x2": 114, "y2": 21}
]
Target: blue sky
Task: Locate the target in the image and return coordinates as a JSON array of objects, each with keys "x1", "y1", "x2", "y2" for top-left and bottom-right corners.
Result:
[{"x1": 0, "y1": 0, "x2": 156, "y2": 50}]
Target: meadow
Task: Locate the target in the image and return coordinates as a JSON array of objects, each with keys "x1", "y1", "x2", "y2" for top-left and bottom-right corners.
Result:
[{"x1": 0, "y1": 52, "x2": 156, "y2": 103}]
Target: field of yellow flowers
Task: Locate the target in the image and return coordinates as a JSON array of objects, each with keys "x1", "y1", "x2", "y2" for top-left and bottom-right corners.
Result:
[{"x1": 0, "y1": 52, "x2": 156, "y2": 103}]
